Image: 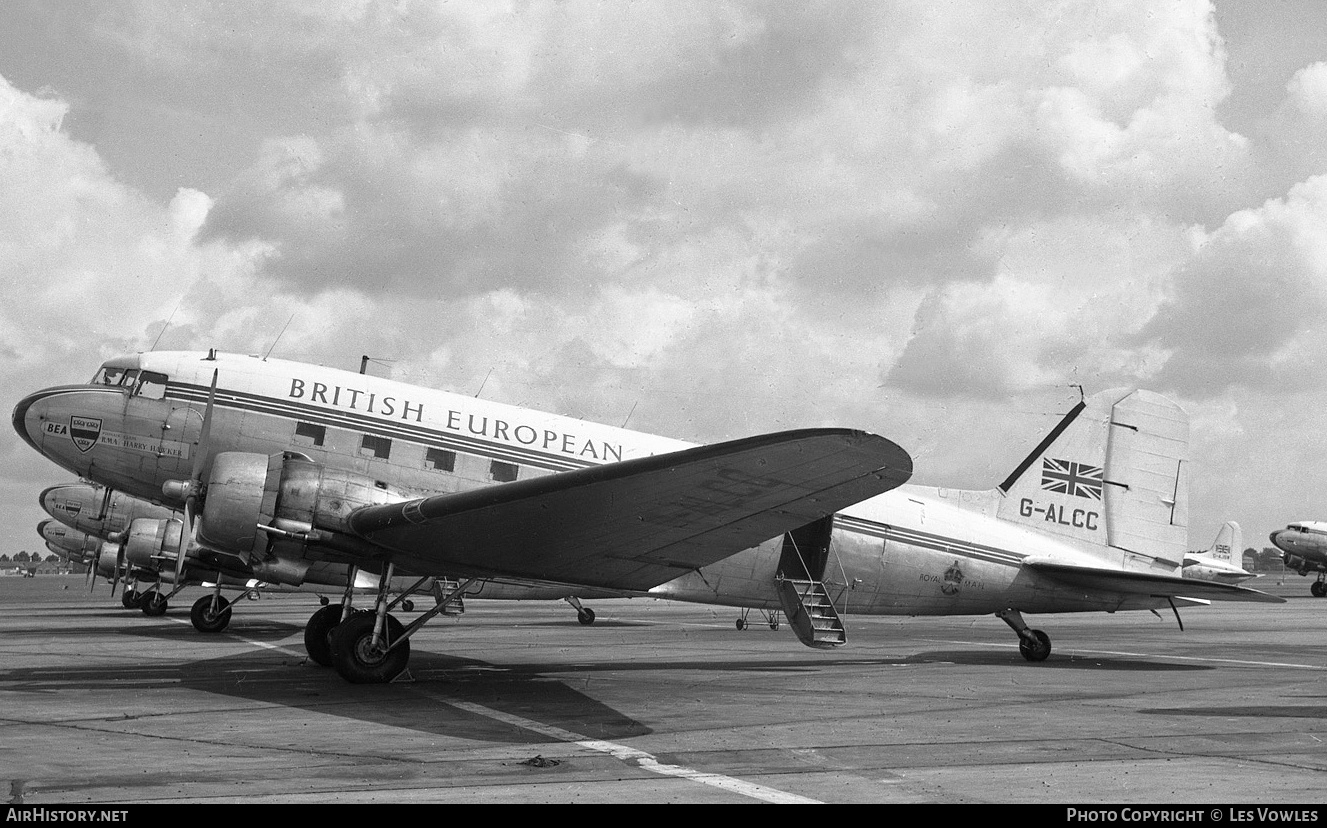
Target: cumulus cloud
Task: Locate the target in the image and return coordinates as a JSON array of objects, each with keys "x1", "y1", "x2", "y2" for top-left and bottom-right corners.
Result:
[{"x1": 6, "y1": 0, "x2": 1327, "y2": 545}]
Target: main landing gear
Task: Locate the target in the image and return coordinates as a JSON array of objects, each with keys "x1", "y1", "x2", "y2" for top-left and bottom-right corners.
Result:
[
  {"x1": 304, "y1": 565, "x2": 475, "y2": 684},
  {"x1": 189, "y1": 589, "x2": 233, "y2": 633},
  {"x1": 735, "y1": 608, "x2": 781, "y2": 631},
  {"x1": 997, "y1": 609, "x2": 1051, "y2": 662},
  {"x1": 565, "y1": 595, "x2": 595, "y2": 625},
  {"x1": 1312, "y1": 578, "x2": 1326, "y2": 598}
]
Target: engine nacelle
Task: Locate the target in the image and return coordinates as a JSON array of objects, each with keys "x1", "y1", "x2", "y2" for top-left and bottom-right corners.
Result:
[
  {"x1": 197, "y1": 452, "x2": 280, "y2": 553},
  {"x1": 124, "y1": 517, "x2": 185, "y2": 571},
  {"x1": 194, "y1": 452, "x2": 414, "y2": 559},
  {"x1": 1281, "y1": 552, "x2": 1313, "y2": 575}
]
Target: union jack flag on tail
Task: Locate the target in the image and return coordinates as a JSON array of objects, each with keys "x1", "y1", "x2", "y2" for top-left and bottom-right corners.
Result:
[{"x1": 1040, "y1": 458, "x2": 1103, "y2": 500}]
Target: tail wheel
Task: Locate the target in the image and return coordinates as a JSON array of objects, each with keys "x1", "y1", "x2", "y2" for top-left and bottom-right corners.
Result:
[
  {"x1": 1019, "y1": 629, "x2": 1052, "y2": 662},
  {"x1": 577, "y1": 608, "x2": 596, "y2": 625},
  {"x1": 329, "y1": 612, "x2": 409, "y2": 684},
  {"x1": 190, "y1": 595, "x2": 232, "y2": 633}
]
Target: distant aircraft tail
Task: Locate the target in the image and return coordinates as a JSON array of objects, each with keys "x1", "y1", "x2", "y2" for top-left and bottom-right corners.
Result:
[
  {"x1": 1207, "y1": 521, "x2": 1241, "y2": 563},
  {"x1": 1183, "y1": 521, "x2": 1257, "y2": 583},
  {"x1": 995, "y1": 389, "x2": 1188, "y2": 572}
]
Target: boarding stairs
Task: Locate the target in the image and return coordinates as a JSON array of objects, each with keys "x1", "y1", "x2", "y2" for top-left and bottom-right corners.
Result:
[{"x1": 776, "y1": 578, "x2": 846, "y2": 649}]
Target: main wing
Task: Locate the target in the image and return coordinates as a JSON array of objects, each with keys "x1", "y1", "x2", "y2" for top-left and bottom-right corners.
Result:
[
  {"x1": 1024, "y1": 560, "x2": 1284, "y2": 604},
  {"x1": 348, "y1": 428, "x2": 912, "y2": 591}
]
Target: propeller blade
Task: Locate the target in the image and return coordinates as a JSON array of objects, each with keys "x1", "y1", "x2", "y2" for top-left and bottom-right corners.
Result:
[
  {"x1": 178, "y1": 369, "x2": 217, "y2": 587},
  {"x1": 111, "y1": 543, "x2": 126, "y2": 593},
  {"x1": 189, "y1": 369, "x2": 218, "y2": 484}
]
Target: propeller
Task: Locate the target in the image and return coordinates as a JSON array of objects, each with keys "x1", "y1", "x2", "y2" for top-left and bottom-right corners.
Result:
[
  {"x1": 108, "y1": 533, "x2": 127, "y2": 594},
  {"x1": 176, "y1": 369, "x2": 218, "y2": 586}
]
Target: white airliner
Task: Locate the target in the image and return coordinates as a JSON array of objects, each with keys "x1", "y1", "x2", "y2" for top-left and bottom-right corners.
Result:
[
  {"x1": 1269, "y1": 521, "x2": 1327, "y2": 596},
  {"x1": 12, "y1": 350, "x2": 1281, "y2": 683},
  {"x1": 1183, "y1": 522, "x2": 1257, "y2": 584}
]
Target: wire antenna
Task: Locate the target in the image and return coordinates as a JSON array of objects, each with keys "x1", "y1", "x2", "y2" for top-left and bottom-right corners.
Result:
[
  {"x1": 263, "y1": 314, "x2": 295, "y2": 361},
  {"x1": 149, "y1": 299, "x2": 182, "y2": 351}
]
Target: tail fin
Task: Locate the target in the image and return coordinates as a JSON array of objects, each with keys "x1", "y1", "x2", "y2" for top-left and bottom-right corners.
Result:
[
  {"x1": 1183, "y1": 521, "x2": 1257, "y2": 582},
  {"x1": 1208, "y1": 521, "x2": 1241, "y2": 563},
  {"x1": 995, "y1": 388, "x2": 1189, "y2": 570}
]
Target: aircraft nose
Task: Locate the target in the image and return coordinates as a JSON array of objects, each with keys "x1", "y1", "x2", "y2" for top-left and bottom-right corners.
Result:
[
  {"x1": 38, "y1": 485, "x2": 63, "y2": 515},
  {"x1": 12, "y1": 390, "x2": 45, "y2": 453}
]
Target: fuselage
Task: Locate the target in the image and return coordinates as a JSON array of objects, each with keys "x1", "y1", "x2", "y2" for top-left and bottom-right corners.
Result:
[
  {"x1": 1270, "y1": 522, "x2": 1327, "y2": 573},
  {"x1": 13, "y1": 350, "x2": 1169, "y2": 618}
]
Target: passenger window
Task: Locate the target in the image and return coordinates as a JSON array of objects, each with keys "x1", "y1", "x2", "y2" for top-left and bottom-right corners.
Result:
[
  {"x1": 490, "y1": 461, "x2": 518, "y2": 483},
  {"x1": 295, "y1": 422, "x2": 326, "y2": 447},
  {"x1": 360, "y1": 435, "x2": 392, "y2": 459},
  {"x1": 134, "y1": 371, "x2": 168, "y2": 400},
  {"x1": 426, "y1": 448, "x2": 456, "y2": 472}
]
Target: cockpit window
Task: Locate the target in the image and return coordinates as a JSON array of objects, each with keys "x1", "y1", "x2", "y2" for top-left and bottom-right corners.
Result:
[
  {"x1": 92, "y1": 366, "x2": 128, "y2": 387},
  {"x1": 133, "y1": 371, "x2": 168, "y2": 400}
]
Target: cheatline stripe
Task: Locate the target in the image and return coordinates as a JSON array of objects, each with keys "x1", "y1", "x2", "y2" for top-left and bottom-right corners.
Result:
[
  {"x1": 165, "y1": 382, "x2": 613, "y2": 473},
  {"x1": 834, "y1": 514, "x2": 1025, "y2": 567}
]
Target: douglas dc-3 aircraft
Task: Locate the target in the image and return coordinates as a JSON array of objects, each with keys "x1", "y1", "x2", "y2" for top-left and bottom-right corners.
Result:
[
  {"x1": 1269, "y1": 522, "x2": 1327, "y2": 596},
  {"x1": 13, "y1": 350, "x2": 1281, "y2": 683},
  {"x1": 38, "y1": 480, "x2": 618, "y2": 630}
]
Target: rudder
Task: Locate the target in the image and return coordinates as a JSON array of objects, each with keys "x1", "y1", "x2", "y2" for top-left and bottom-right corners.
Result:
[{"x1": 996, "y1": 388, "x2": 1189, "y2": 571}]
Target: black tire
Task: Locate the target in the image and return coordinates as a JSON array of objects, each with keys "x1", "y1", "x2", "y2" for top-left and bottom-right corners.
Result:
[
  {"x1": 736, "y1": 618, "x2": 746, "y2": 631},
  {"x1": 329, "y1": 612, "x2": 409, "y2": 684},
  {"x1": 1019, "y1": 629, "x2": 1052, "y2": 662},
  {"x1": 1312, "y1": 581, "x2": 1326, "y2": 598},
  {"x1": 190, "y1": 595, "x2": 232, "y2": 633},
  {"x1": 121, "y1": 590, "x2": 143, "y2": 610},
  {"x1": 140, "y1": 592, "x2": 168, "y2": 617},
  {"x1": 304, "y1": 604, "x2": 346, "y2": 667},
  {"x1": 577, "y1": 608, "x2": 596, "y2": 626}
]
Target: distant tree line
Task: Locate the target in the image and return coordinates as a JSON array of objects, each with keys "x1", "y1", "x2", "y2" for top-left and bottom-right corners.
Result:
[{"x1": 1, "y1": 552, "x2": 63, "y2": 563}]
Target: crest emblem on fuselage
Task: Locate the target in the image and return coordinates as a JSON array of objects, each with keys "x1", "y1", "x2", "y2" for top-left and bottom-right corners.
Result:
[
  {"x1": 70, "y1": 416, "x2": 102, "y2": 453},
  {"x1": 941, "y1": 562, "x2": 963, "y2": 596}
]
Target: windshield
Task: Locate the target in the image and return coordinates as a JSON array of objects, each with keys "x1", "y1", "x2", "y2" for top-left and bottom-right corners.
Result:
[{"x1": 90, "y1": 365, "x2": 168, "y2": 399}]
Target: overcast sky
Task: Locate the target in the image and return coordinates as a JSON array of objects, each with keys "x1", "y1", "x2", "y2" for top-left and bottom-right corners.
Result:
[{"x1": 2, "y1": 1, "x2": 1325, "y2": 563}]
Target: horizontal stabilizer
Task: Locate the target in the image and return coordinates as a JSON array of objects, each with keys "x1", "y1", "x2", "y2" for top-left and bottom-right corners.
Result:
[{"x1": 1025, "y1": 560, "x2": 1284, "y2": 604}]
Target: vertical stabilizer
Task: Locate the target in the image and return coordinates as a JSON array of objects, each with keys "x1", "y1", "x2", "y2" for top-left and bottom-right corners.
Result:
[
  {"x1": 1208, "y1": 521, "x2": 1241, "y2": 563},
  {"x1": 996, "y1": 389, "x2": 1189, "y2": 569}
]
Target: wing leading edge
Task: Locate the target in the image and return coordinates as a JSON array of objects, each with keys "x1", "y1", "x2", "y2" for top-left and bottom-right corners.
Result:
[
  {"x1": 348, "y1": 428, "x2": 913, "y2": 591},
  {"x1": 1025, "y1": 560, "x2": 1285, "y2": 604}
]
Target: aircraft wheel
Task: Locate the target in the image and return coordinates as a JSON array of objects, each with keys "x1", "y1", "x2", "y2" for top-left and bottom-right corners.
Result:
[
  {"x1": 121, "y1": 590, "x2": 142, "y2": 610},
  {"x1": 329, "y1": 613, "x2": 409, "y2": 684},
  {"x1": 1018, "y1": 629, "x2": 1051, "y2": 662},
  {"x1": 402, "y1": 600, "x2": 415, "y2": 612},
  {"x1": 140, "y1": 592, "x2": 168, "y2": 617},
  {"x1": 1312, "y1": 581, "x2": 1326, "y2": 598},
  {"x1": 190, "y1": 595, "x2": 232, "y2": 633},
  {"x1": 319, "y1": 596, "x2": 330, "y2": 606},
  {"x1": 736, "y1": 618, "x2": 746, "y2": 631},
  {"x1": 303, "y1": 604, "x2": 347, "y2": 667},
  {"x1": 577, "y1": 607, "x2": 596, "y2": 626},
  {"x1": 769, "y1": 618, "x2": 780, "y2": 631}
]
